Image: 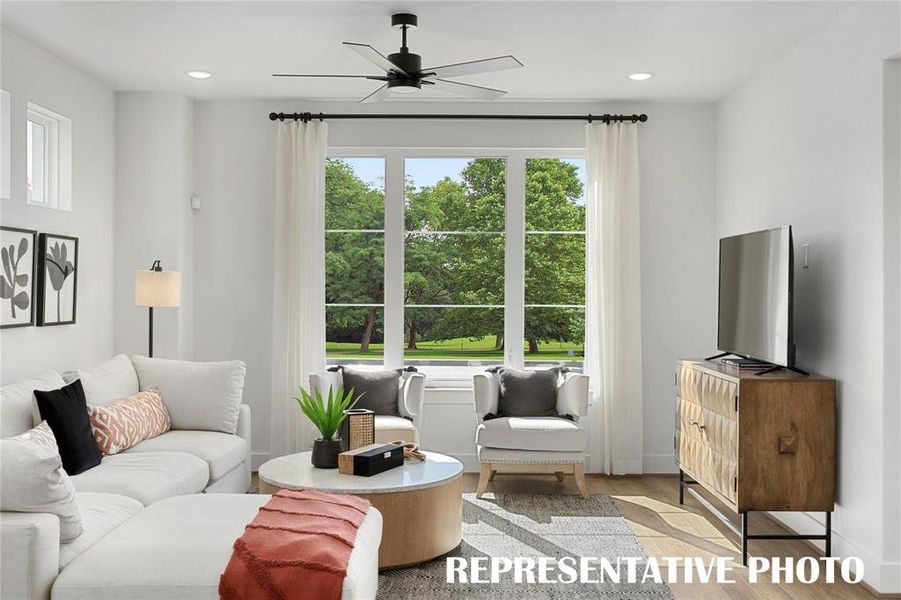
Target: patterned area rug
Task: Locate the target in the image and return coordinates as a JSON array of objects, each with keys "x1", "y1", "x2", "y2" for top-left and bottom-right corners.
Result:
[{"x1": 377, "y1": 493, "x2": 674, "y2": 599}]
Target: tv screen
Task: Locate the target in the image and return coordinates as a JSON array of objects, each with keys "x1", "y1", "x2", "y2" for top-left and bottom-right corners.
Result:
[{"x1": 718, "y1": 226, "x2": 793, "y2": 367}]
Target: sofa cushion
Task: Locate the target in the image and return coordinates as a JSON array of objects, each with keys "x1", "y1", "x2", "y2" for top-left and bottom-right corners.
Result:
[
  {"x1": 59, "y1": 493, "x2": 142, "y2": 568},
  {"x1": 1, "y1": 422, "x2": 83, "y2": 542},
  {"x1": 130, "y1": 356, "x2": 246, "y2": 434},
  {"x1": 34, "y1": 380, "x2": 103, "y2": 475},
  {"x1": 126, "y1": 430, "x2": 246, "y2": 481},
  {"x1": 51, "y1": 494, "x2": 383, "y2": 600},
  {"x1": 62, "y1": 355, "x2": 139, "y2": 406},
  {"x1": 476, "y1": 416, "x2": 587, "y2": 452},
  {"x1": 0, "y1": 370, "x2": 65, "y2": 437},
  {"x1": 373, "y1": 415, "x2": 415, "y2": 444},
  {"x1": 69, "y1": 451, "x2": 208, "y2": 506}
]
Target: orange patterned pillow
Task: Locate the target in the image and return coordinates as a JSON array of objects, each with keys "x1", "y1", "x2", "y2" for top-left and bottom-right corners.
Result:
[{"x1": 88, "y1": 390, "x2": 170, "y2": 455}]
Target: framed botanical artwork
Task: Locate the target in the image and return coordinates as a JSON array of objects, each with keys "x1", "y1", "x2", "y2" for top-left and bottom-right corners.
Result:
[
  {"x1": 37, "y1": 233, "x2": 78, "y2": 326},
  {"x1": 0, "y1": 226, "x2": 38, "y2": 328}
]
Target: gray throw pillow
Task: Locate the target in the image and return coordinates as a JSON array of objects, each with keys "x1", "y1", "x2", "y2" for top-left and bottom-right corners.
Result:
[
  {"x1": 496, "y1": 368, "x2": 559, "y2": 418},
  {"x1": 340, "y1": 367, "x2": 400, "y2": 416}
]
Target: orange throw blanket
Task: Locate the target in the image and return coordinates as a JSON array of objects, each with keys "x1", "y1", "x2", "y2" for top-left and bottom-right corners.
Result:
[{"x1": 219, "y1": 489, "x2": 371, "y2": 600}]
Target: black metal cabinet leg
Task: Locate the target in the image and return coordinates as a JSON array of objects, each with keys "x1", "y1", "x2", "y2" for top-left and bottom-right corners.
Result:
[
  {"x1": 678, "y1": 470, "x2": 685, "y2": 505},
  {"x1": 741, "y1": 512, "x2": 749, "y2": 567},
  {"x1": 825, "y1": 512, "x2": 832, "y2": 557}
]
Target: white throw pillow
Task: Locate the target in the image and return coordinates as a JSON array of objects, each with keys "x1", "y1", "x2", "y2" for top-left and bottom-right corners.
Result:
[
  {"x1": 1, "y1": 422, "x2": 83, "y2": 541},
  {"x1": 62, "y1": 354, "x2": 140, "y2": 406},
  {"x1": 130, "y1": 356, "x2": 246, "y2": 434}
]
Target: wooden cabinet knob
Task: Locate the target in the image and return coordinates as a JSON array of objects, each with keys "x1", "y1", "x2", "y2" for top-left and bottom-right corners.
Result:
[{"x1": 779, "y1": 435, "x2": 798, "y2": 454}]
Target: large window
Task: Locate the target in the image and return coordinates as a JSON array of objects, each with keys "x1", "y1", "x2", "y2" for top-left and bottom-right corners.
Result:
[{"x1": 324, "y1": 151, "x2": 586, "y2": 379}]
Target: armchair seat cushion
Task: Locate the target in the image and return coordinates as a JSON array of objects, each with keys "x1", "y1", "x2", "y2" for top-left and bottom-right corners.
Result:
[
  {"x1": 476, "y1": 417, "x2": 587, "y2": 452},
  {"x1": 125, "y1": 430, "x2": 246, "y2": 480},
  {"x1": 373, "y1": 415, "x2": 416, "y2": 444}
]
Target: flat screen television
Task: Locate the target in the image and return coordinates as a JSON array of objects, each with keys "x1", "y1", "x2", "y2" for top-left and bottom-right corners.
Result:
[{"x1": 717, "y1": 226, "x2": 794, "y2": 368}]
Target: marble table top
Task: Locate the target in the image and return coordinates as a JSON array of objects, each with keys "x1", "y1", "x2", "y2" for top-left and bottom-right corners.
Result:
[{"x1": 258, "y1": 450, "x2": 463, "y2": 494}]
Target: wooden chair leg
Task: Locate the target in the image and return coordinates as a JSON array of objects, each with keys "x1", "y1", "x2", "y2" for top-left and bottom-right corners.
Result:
[
  {"x1": 489, "y1": 470, "x2": 497, "y2": 481},
  {"x1": 476, "y1": 462, "x2": 492, "y2": 498},
  {"x1": 573, "y1": 463, "x2": 588, "y2": 499},
  {"x1": 554, "y1": 471, "x2": 565, "y2": 482}
]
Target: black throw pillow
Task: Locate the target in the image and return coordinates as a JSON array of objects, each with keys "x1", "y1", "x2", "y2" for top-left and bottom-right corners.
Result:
[
  {"x1": 339, "y1": 367, "x2": 401, "y2": 416},
  {"x1": 34, "y1": 379, "x2": 102, "y2": 475},
  {"x1": 494, "y1": 367, "x2": 559, "y2": 418}
]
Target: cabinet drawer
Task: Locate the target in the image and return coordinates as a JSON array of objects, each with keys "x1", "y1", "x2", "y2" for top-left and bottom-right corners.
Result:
[
  {"x1": 677, "y1": 394, "x2": 738, "y2": 505},
  {"x1": 679, "y1": 366, "x2": 738, "y2": 419}
]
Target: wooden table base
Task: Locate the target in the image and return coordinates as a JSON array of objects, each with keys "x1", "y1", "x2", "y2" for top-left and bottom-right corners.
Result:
[{"x1": 260, "y1": 474, "x2": 463, "y2": 569}]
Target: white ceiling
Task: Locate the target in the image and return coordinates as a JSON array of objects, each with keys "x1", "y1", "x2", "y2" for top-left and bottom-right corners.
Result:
[{"x1": 1, "y1": 1, "x2": 853, "y2": 102}]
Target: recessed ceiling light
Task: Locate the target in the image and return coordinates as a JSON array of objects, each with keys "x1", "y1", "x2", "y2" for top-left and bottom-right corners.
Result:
[
  {"x1": 186, "y1": 70, "x2": 212, "y2": 80},
  {"x1": 628, "y1": 72, "x2": 654, "y2": 81}
]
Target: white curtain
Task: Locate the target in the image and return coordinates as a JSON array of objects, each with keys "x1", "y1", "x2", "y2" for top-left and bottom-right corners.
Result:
[
  {"x1": 270, "y1": 120, "x2": 328, "y2": 457},
  {"x1": 584, "y1": 122, "x2": 644, "y2": 475}
]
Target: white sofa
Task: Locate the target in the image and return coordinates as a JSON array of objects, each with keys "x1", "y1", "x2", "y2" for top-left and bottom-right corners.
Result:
[{"x1": 1, "y1": 356, "x2": 382, "y2": 599}]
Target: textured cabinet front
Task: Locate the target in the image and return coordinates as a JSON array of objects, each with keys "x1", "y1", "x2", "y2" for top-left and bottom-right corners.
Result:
[{"x1": 675, "y1": 360, "x2": 835, "y2": 513}]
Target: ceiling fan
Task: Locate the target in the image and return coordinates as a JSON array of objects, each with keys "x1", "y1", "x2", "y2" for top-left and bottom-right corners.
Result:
[{"x1": 273, "y1": 13, "x2": 523, "y2": 103}]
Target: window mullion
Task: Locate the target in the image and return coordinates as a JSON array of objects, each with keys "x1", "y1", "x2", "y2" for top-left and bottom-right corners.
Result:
[
  {"x1": 383, "y1": 151, "x2": 405, "y2": 369},
  {"x1": 505, "y1": 154, "x2": 526, "y2": 369}
]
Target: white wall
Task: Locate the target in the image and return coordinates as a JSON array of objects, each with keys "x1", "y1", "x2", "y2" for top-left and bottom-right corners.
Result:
[
  {"x1": 192, "y1": 99, "x2": 717, "y2": 472},
  {"x1": 113, "y1": 93, "x2": 194, "y2": 361},
  {"x1": 716, "y1": 3, "x2": 901, "y2": 593},
  {"x1": 0, "y1": 28, "x2": 115, "y2": 383}
]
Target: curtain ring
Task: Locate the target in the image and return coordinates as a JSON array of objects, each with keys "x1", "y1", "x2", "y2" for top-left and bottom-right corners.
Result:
[{"x1": 318, "y1": 113, "x2": 324, "y2": 122}]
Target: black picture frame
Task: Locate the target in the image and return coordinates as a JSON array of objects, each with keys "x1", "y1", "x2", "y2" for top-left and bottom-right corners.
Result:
[
  {"x1": 0, "y1": 226, "x2": 38, "y2": 329},
  {"x1": 37, "y1": 233, "x2": 78, "y2": 326}
]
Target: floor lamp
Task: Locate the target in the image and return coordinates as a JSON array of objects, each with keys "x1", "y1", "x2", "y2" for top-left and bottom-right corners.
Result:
[{"x1": 134, "y1": 260, "x2": 180, "y2": 357}]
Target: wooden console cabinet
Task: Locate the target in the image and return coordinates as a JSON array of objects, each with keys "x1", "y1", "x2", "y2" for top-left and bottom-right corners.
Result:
[{"x1": 675, "y1": 359, "x2": 836, "y2": 564}]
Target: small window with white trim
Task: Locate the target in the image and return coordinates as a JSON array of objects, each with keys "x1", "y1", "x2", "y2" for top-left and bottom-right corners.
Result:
[{"x1": 26, "y1": 102, "x2": 71, "y2": 210}]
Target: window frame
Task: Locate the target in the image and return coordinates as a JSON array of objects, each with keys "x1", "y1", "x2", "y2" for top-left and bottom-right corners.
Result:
[
  {"x1": 327, "y1": 148, "x2": 586, "y2": 385},
  {"x1": 26, "y1": 102, "x2": 72, "y2": 211}
]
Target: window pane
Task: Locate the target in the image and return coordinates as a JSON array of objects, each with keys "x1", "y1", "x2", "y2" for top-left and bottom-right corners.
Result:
[
  {"x1": 27, "y1": 120, "x2": 46, "y2": 205},
  {"x1": 405, "y1": 158, "x2": 505, "y2": 232},
  {"x1": 525, "y1": 158, "x2": 586, "y2": 231},
  {"x1": 404, "y1": 307, "x2": 503, "y2": 366},
  {"x1": 326, "y1": 232, "x2": 384, "y2": 304},
  {"x1": 326, "y1": 306, "x2": 384, "y2": 364},
  {"x1": 525, "y1": 233, "x2": 585, "y2": 305},
  {"x1": 326, "y1": 157, "x2": 384, "y2": 230},
  {"x1": 405, "y1": 232, "x2": 504, "y2": 305},
  {"x1": 524, "y1": 307, "x2": 585, "y2": 367}
]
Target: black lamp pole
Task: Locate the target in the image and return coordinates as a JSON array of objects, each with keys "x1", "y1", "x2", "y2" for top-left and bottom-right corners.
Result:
[{"x1": 147, "y1": 260, "x2": 162, "y2": 357}]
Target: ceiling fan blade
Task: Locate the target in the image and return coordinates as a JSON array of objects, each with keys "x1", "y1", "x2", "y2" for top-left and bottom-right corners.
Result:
[
  {"x1": 272, "y1": 74, "x2": 388, "y2": 80},
  {"x1": 431, "y1": 78, "x2": 506, "y2": 100},
  {"x1": 343, "y1": 42, "x2": 407, "y2": 75},
  {"x1": 421, "y1": 55, "x2": 523, "y2": 79},
  {"x1": 359, "y1": 84, "x2": 392, "y2": 104}
]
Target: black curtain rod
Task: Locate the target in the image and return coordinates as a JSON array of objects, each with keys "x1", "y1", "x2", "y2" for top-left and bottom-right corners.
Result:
[{"x1": 268, "y1": 111, "x2": 648, "y2": 124}]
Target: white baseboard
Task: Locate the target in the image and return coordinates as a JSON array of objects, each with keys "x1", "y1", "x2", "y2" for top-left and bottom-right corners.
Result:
[
  {"x1": 643, "y1": 454, "x2": 678, "y2": 474},
  {"x1": 251, "y1": 451, "x2": 270, "y2": 471}
]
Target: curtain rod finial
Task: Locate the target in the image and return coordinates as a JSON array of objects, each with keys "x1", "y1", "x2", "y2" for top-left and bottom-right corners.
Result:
[{"x1": 269, "y1": 112, "x2": 279, "y2": 121}]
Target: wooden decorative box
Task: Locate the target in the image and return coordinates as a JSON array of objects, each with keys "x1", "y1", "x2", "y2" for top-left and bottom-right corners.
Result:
[{"x1": 338, "y1": 443, "x2": 404, "y2": 477}]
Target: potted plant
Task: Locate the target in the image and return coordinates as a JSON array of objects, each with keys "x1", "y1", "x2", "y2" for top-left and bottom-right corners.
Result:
[{"x1": 294, "y1": 385, "x2": 357, "y2": 468}]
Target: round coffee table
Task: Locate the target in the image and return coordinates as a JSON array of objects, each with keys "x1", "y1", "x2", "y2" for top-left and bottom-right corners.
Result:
[{"x1": 258, "y1": 450, "x2": 463, "y2": 569}]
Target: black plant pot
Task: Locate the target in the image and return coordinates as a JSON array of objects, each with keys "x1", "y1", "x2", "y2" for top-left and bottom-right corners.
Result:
[{"x1": 311, "y1": 438, "x2": 342, "y2": 469}]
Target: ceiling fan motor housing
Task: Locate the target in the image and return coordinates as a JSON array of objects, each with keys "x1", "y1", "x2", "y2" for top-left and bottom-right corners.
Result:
[{"x1": 388, "y1": 51, "x2": 422, "y2": 76}]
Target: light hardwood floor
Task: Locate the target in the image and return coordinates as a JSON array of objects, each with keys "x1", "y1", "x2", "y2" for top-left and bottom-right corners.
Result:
[{"x1": 252, "y1": 472, "x2": 880, "y2": 598}]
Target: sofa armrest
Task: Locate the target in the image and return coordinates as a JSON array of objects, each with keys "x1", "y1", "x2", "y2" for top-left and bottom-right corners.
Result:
[
  {"x1": 399, "y1": 373, "x2": 425, "y2": 418},
  {"x1": 557, "y1": 373, "x2": 590, "y2": 419},
  {"x1": 236, "y1": 404, "x2": 251, "y2": 492},
  {"x1": 473, "y1": 373, "x2": 499, "y2": 419},
  {"x1": 1, "y1": 511, "x2": 60, "y2": 600}
]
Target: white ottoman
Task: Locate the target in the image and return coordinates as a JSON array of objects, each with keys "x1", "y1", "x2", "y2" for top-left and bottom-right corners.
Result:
[{"x1": 52, "y1": 494, "x2": 383, "y2": 600}]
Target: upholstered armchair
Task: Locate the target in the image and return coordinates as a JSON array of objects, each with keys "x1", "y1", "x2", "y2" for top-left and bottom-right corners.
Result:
[
  {"x1": 310, "y1": 369, "x2": 426, "y2": 444},
  {"x1": 472, "y1": 371, "x2": 590, "y2": 498}
]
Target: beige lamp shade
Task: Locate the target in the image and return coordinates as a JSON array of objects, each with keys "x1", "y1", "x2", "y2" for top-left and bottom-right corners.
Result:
[{"x1": 134, "y1": 270, "x2": 181, "y2": 307}]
